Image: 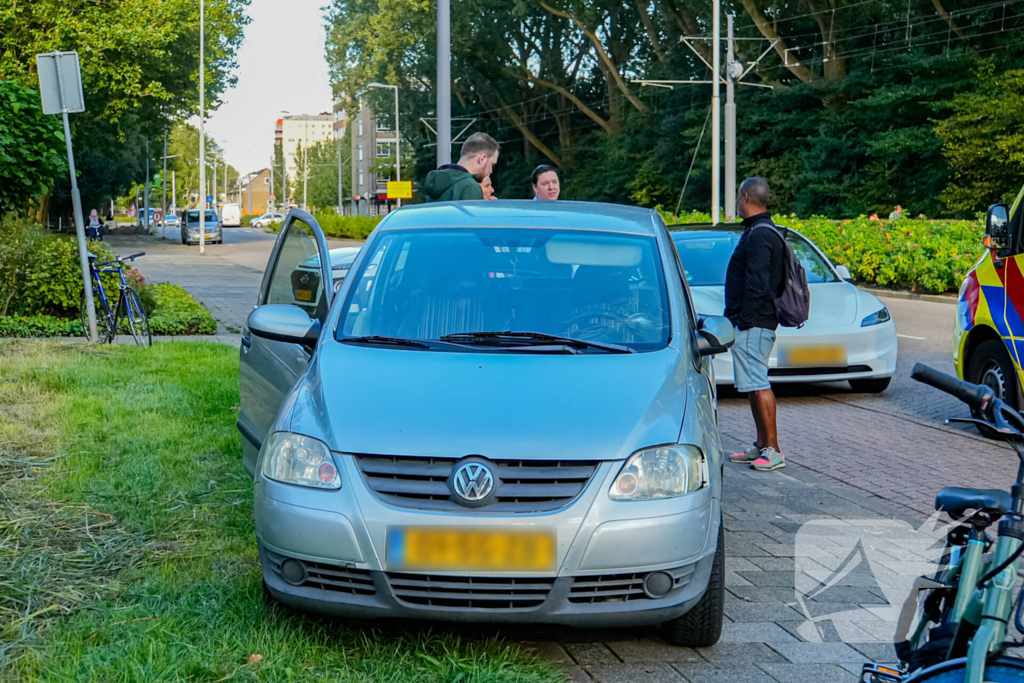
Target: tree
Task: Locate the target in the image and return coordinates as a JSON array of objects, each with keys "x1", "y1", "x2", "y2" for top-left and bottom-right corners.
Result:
[
  {"x1": 937, "y1": 65, "x2": 1024, "y2": 212},
  {"x1": 0, "y1": 80, "x2": 66, "y2": 215},
  {"x1": 291, "y1": 137, "x2": 353, "y2": 211}
]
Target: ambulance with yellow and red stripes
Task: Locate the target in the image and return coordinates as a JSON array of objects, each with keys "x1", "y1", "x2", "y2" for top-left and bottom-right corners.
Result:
[{"x1": 955, "y1": 188, "x2": 1024, "y2": 420}]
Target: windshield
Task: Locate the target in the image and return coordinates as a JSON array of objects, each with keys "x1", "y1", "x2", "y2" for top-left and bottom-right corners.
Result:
[
  {"x1": 184, "y1": 210, "x2": 218, "y2": 224},
  {"x1": 671, "y1": 230, "x2": 837, "y2": 286},
  {"x1": 336, "y1": 228, "x2": 671, "y2": 351}
]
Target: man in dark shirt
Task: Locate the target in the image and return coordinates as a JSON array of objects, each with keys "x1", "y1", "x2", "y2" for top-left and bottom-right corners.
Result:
[{"x1": 724, "y1": 177, "x2": 786, "y2": 471}]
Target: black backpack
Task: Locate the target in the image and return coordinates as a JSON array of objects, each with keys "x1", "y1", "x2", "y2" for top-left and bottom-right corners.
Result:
[{"x1": 752, "y1": 220, "x2": 811, "y2": 328}]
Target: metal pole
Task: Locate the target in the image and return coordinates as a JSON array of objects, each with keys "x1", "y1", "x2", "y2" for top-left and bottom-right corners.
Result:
[
  {"x1": 725, "y1": 13, "x2": 736, "y2": 221},
  {"x1": 144, "y1": 140, "x2": 151, "y2": 233},
  {"x1": 198, "y1": 0, "x2": 205, "y2": 254},
  {"x1": 162, "y1": 134, "x2": 168, "y2": 238},
  {"x1": 337, "y1": 137, "x2": 343, "y2": 215},
  {"x1": 62, "y1": 111, "x2": 97, "y2": 341},
  {"x1": 172, "y1": 170, "x2": 176, "y2": 216},
  {"x1": 247, "y1": 172, "x2": 252, "y2": 216},
  {"x1": 395, "y1": 86, "x2": 402, "y2": 208},
  {"x1": 711, "y1": 0, "x2": 721, "y2": 225},
  {"x1": 437, "y1": 0, "x2": 451, "y2": 166},
  {"x1": 302, "y1": 122, "x2": 308, "y2": 210}
]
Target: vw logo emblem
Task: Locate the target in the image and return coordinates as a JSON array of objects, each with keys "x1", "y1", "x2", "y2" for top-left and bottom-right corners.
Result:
[{"x1": 452, "y1": 462, "x2": 494, "y2": 503}]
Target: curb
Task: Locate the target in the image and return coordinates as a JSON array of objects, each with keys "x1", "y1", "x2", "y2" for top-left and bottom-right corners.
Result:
[{"x1": 860, "y1": 287, "x2": 957, "y2": 305}]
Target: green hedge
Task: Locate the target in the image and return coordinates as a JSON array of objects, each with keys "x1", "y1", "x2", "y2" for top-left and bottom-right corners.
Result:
[
  {"x1": 270, "y1": 213, "x2": 382, "y2": 240},
  {"x1": 661, "y1": 209, "x2": 984, "y2": 294},
  {"x1": 0, "y1": 315, "x2": 83, "y2": 338},
  {"x1": 143, "y1": 283, "x2": 218, "y2": 335}
]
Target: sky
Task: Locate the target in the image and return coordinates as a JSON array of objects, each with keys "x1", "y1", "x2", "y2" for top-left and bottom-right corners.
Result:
[{"x1": 204, "y1": 0, "x2": 334, "y2": 175}]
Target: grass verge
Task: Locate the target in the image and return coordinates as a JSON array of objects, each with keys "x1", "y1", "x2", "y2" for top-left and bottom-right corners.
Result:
[{"x1": 0, "y1": 341, "x2": 562, "y2": 682}]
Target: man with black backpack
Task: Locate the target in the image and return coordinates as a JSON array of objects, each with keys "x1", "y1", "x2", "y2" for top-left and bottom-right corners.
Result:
[{"x1": 725, "y1": 177, "x2": 810, "y2": 472}]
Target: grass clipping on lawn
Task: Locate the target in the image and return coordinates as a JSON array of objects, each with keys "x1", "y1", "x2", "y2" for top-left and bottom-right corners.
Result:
[{"x1": 0, "y1": 341, "x2": 561, "y2": 683}]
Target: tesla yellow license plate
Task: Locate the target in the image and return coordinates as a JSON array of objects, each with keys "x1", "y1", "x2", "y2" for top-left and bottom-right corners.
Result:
[
  {"x1": 387, "y1": 527, "x2": 556, "y2": 571},
  {"x1": 780, "y1": 344, "x2": 846, "y2": 367},
  {"x1": 294, "y1": 289, "x2": 313, "y2": 302}
]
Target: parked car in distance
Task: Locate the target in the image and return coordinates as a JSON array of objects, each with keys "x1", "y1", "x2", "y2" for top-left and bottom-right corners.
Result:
[
  {"x1": 239, "y1": 203, "x2": 733, "y2": 646},
  {"x1": 181, "y1": 209, "x2": 222, "y2": 245},
  {"x1": 162, "y1": 214, "x2": 180, "y2": 228},
  {"x1": 670, "y1": 224, "x2": 897, "y2": 393},
  {"x1": 220, "y1": 203, "x2": 242, "y2": 227},
  {"x1": 252, "y1": 212, "x2": 285, "y2": 229}
]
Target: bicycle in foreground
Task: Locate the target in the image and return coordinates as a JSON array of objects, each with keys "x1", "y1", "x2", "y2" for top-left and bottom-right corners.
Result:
[
  {"x1": 862, "y1": 363, "x2": 1024, "y2": 682},
  {"x1": 79, "y1": 251, "x2": 152, "y2": 348}
]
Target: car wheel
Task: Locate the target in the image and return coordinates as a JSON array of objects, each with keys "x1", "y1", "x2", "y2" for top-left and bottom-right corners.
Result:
[
  {"x1": 849, "y1": 377, "x2": 891, "y2": 393},
  {"x1": 967, "y1": 339, "x2": 1019, "y2": 437},
  {"x1": 660, "y1": 517, "x2": 724, "y2": 647}
]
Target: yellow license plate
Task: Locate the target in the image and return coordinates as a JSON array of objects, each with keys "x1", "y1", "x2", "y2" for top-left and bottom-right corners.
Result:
[
  {"x1": 387, "y1": 527, "x2": 556, "y2": 571},
  {"x1": 781, "y1": 344, "x2": 846, "y2": 367},
  {"x1": 295, "y1": 289, "x2": 313, "y2": 302}
]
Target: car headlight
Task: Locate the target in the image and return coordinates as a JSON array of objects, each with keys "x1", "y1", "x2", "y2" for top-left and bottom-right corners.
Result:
[
  {"x1": 610, "y1": 445, "x2": 708, "y2": 501},
  {"x1": 860, "y1": 307, "x2": 891, "y2": 327},
  {"x1": 260, "y1": 432, "x2": 341, "y2": 489}
]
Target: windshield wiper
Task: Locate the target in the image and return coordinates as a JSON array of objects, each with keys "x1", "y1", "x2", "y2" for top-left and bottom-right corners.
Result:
[
  {"x1": 439, "y1": 331, "x2": 634, "y2": 354},
  {"x1": 342, "y1": 335, "x2": 431, "y2": 349}
]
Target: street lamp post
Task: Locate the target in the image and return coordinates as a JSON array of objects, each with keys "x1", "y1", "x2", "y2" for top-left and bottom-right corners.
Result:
[
  {"x1": 368, "y1": 83, "x2": 401, "y2": 208},
  {"x1": 280, "y1": 111, "x2": 289, "y2": 213},
  {"x1": 198, "y1": 0, "x2": 206, "y2": 254},
  {"x1": 437, "y1": 0, "x2": 450, "y2": 166}
]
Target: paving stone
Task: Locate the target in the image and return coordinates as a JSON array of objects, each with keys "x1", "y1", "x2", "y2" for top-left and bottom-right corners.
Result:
[
  {"x1": 526, "y1": 641, "x2": 575, "y2": 666},
  {"x1": 589, "y1": 663, "x2": 685, "y2": 682},
  {"x1": 770, "y1": 641, "x2": 866, "y2": 663},
  {"x1": 723, "y1": 601, "x2": 805, "y2": 622},
  {"x1": 727, "y1": 585, "x2": 800, "y2": 603},
  {"x1": 719, "y1": 621, "x2": 798, "y2": 644},
  {"x1": 604, "y1": 640, "x2": 702, "y2": 664},
  {"x1": 725, "y1": 556, "x2": 763, "y2": 573},
  {"x1": 847, "y1": 642, "x2": 900, "y2": 663},
  {"x1": 672, "y1": 663, "x2": 777, "y2": 682},
  {"x1": 563, "y1": 642, "x2": 621, "y2": 666},
  {"x1": 726, "y1": 571, "x2": 754, "y2": 587},
  {"x1": 694, "y1": 642, "x2": 787, "y2": 664},
  {"x1": 736, "y1": 571, "x2": 794, "y2": 587},
  {"x1": 757, "y1": 663, "x2": 858, "y2": 682}
]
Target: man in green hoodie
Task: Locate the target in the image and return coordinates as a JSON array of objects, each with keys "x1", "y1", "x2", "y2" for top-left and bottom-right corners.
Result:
[{"x1": 424, "y1": 133, "x2": 501, "y2": 202}]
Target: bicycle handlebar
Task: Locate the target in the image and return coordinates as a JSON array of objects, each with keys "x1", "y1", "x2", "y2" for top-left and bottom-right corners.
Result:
[
  {"x1": 124, "y1": 252, "x2": 145, "y2": 261},
  {"x1": 94, "y1": 252, "x2": 145, "y2": 268},
  {"x1": 910, "y1": 363, "x2": 994, "y2": 414}
]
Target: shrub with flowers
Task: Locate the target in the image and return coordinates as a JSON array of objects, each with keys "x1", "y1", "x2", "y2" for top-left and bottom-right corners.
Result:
[{"x1": 659, "y1": 209, "x2": 983, "y2": 294}]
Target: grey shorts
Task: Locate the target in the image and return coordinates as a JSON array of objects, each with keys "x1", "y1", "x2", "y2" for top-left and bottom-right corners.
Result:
[{"x1": 733, "y1": 327, "x2": 776, "y2": 393}]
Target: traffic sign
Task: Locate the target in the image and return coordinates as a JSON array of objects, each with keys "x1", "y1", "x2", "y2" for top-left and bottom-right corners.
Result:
[
  {"x1": 206, "y1": 195, "x2": 214, "y2": 203},
  {"x1": 270, "y1": 194, "x2": 276, "y2": 201},
  {"x1": 129, "y1": 204, "x2": 136, "y2": 217},
  {"x1": 36, "y1": 52, "x2": 85, "y2": 114},
  {"x1": 387, "y1": 181, "x2": 412, "y2": 200}
]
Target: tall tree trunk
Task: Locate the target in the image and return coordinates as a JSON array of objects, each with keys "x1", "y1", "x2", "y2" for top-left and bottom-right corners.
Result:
[
  {"x1": 931, "y1": 0, "x2": 969, "y2": 40},
  {"x1": 739, "y1": 0, "x2": 815, "y2": 83},
  {"x1": 633, "y1": 0, "x2": 668, "y2": 63}
]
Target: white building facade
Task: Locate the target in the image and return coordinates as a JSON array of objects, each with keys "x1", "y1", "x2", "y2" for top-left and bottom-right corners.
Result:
[{"x1": 274, "y1": 114, "x2": 334, "y2": 201}]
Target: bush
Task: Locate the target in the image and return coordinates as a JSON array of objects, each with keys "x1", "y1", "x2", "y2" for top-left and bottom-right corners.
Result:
[
  {"x1": 20, "y1": 237, "x2": 118, "y2": 316},
  {"x1": 660, "y1": 209, "x2": 984, "y2": 294},
  {"x1": 0, "y1": 213, "x2": 48, "y2": 316},
  {"x1": 0, "y1": 314, "x2": 83, "y2": 337},
  {"x1": 241, "y1": 214, "x2": 254, "y2": 227},
  {"x1": 269, "y1": 213, "x2": 382, "y2": 240},
  {"x1": 145, "y1": 283, "x2": 218, "y2": 335}
]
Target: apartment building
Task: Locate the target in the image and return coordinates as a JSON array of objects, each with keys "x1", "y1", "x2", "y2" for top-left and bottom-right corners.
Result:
[
  {"x1": 348, "y1": 99, "x2": 399, "y2": 217},
  {"x1": 239, "y1": 168, "x2": 272, "y2": 216},
  {"x1": 274, "y1": 114, "x2": 333, "y2": 201}
]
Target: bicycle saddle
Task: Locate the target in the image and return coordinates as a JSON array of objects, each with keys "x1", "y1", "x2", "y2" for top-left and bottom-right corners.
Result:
[
  {"x1": 87, "y1": 252, "x2": 97, "y2": 260},
  {"x1": 935, "y1": 487, "x2": 1012, "y2": 518}
]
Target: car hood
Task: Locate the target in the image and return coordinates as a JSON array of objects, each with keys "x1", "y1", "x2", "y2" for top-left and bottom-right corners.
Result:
[
  {"x1": 288, "y1": 341, "x2": 689, "y2": 462},
  {"x1": 689, "y1": 281, "x2": 861, "y2": 328}
]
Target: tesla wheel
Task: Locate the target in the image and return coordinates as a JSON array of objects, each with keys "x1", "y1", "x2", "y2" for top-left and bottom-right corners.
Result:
[
  {"x1": 849, "y1": 377, "x2": 891, "y2": 393},
  {"x1": 967, "y1": 339, "x2": 1019, "y2": 438},
  {"x1": 661, "y1": 518, "x2": 724, "y2": 647}
]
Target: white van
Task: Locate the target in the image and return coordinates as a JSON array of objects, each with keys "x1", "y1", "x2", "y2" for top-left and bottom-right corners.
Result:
[{"x1": 220, "y1": 203, "x2": 242, "y2": 227}]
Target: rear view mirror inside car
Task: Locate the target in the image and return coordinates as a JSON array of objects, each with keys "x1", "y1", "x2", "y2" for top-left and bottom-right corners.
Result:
[{"x1": 545, "y1": 236, "x2": 643, "y2": 267}]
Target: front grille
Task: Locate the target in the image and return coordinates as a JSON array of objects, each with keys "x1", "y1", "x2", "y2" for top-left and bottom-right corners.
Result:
[
  {"x1": 354, "y1": 455, "x2": 600, "y2": 512},
  {"x1": 266, "y1": 550, "x2": 375, "y2": 595},
  {"x1": 768, "y1": 364, "x2": 872, "y2": 377},
  {"x1": 568, "y1": 564, "x2": 696, "y2": 604},
  {"x1": 386, "y1": 572, "x2": 555, "y2": 610}
]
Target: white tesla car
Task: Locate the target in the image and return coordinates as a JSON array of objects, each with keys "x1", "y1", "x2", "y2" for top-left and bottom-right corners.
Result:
[{"x1": 670, "y1": 224, "x2": 897, "y2": 393}]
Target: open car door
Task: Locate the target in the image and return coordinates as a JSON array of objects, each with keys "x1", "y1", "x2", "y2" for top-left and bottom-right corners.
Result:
[{"x1": 237, "y1": 210, "x2": 332, "y2": 476}]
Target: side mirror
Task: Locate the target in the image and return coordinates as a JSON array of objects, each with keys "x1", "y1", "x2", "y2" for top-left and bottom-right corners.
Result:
[
  {"x1": 248, "y1": 305, "x2": 321, "y2": 349},
  {"x1": 835, "y1": 265, "x2": 852, "y2": 281},
  {"x1": 986, "y1": 204, "x2": 1010, "y2": 250},
  {"x1": 696, "y1": 315, "x2": 735, "y2": 356}
]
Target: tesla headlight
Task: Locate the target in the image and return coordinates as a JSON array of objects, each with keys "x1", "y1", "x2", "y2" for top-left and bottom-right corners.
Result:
[
  {"x1": 260, "y1": 432, "x2": 341, "y2": 489},
  {"x1": 610, "y1": 445, "x2": 708, "y2": 501},
  {"x1": 860, "y1": 307, "x2": 891, "y2": 327}
]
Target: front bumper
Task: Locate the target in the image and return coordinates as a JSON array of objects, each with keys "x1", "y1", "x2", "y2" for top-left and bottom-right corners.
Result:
[
  {"x1": 255, "y1": 455, "x2": 719, "y2": 626},
  {"x1": 712, "y1": 321, "x2": 897, "y2": 385},
  {"x1": 184, "y1": 229, "x2": 222, "y2": 243}
]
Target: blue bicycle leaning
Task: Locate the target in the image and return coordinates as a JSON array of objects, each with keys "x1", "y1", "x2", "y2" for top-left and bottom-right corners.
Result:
[{"x1": 79, "y1": 251, "x2": 152, "y2": 347}]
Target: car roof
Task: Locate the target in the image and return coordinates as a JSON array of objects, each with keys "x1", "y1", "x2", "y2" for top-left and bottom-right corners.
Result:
[
  {"x1": 379, "y1": 200, "x2": 662, "y2": 236},
  {"x1": 669, "y1": 222, "x2": 810, "y2": 242}
]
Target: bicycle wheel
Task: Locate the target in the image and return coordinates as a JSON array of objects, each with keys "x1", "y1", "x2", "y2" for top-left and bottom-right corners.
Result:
[
  {"x1": 117, "y1": 287, "x2": 152, "y2": 348},
  {"x1": 904, "y1": 656, "x2": 1024, "y2": 681},
  {"x1": 79, "y1": 289, "x2": 113, "y2": 342}
]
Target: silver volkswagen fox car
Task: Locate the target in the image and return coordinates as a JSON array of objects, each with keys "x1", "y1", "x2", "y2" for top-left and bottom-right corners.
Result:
[{"x1": 238, "y1": 203, "x2": 735, "y2": 646}]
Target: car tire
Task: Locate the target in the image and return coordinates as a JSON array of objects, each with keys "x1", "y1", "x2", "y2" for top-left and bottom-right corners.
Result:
[
  {"x1": 967, "y1": 339, "x2": 1019, "y2": 437},
  {"x1": 849, "y1": 377, "x2": 891, "y2": 393},
  {"x1": 660, "y1": 518, "x2": 724, "y2": 647}
]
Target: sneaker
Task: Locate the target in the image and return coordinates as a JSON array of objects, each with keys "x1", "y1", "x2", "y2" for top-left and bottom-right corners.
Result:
[
  {"x1": 729, "y1": 444, "x2": 761, "y2": 463},
  {"x1": 752, "y1": 447, "x2": 785, "y2": 471}
]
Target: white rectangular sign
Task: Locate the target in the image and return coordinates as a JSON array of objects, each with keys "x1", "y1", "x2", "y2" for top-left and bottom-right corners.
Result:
[{"x1": 36, "y1": 51, "x2": 85, "y2": 114}]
